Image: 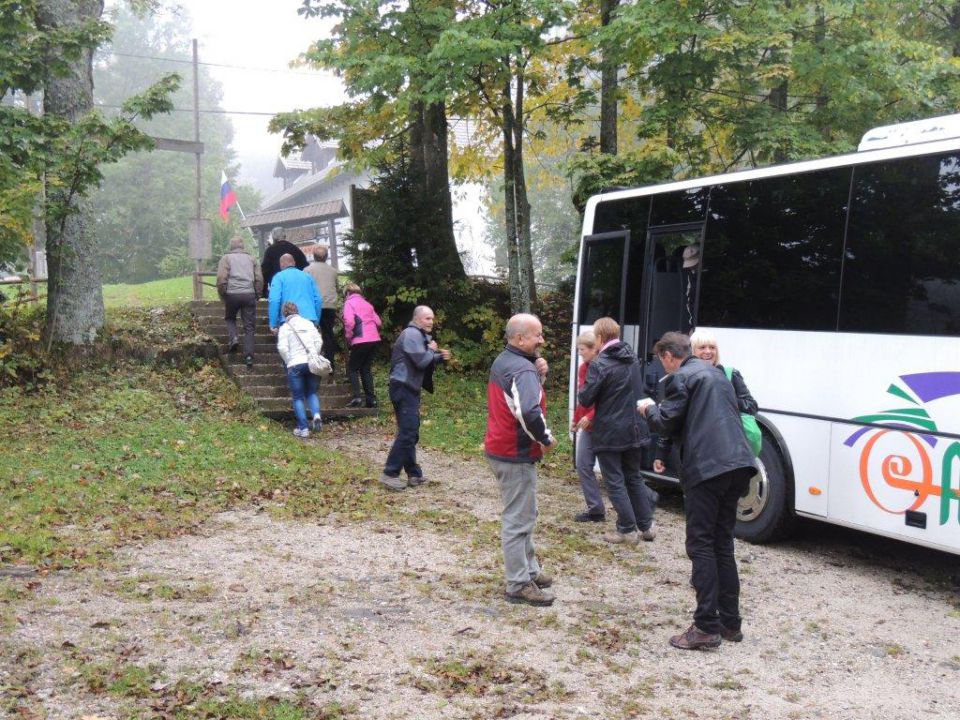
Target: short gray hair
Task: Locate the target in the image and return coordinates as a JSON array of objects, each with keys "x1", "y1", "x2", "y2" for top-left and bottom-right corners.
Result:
[{"x1": 504, "y1": 313, "x2": 540, "y2": 342}]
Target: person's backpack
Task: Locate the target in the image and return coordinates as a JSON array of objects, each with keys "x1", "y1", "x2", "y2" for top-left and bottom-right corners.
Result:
[{"x1": 723, "y1": 366, "x2": 762, "y2": 457}]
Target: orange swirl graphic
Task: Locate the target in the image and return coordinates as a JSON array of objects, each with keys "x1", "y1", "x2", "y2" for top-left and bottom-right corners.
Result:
[{"x1": 859, "y1": 430, "x2": 934, "y2": 514}]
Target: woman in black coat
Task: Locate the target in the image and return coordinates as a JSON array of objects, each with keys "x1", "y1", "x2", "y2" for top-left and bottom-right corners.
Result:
[{"x1": 577, "y1": 316, "x2": 656, "y2": 545}]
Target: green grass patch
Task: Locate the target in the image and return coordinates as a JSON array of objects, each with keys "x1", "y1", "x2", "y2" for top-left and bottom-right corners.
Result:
[
  {"x1": 369, "y1": 365, "x2": 573, "y2": 459},
  {"x1": 102, "y1": 276, "x2": 196, "y2": 309},
  {"x1": 0, "y1": 362, "x2": 382, "y2": 568}
]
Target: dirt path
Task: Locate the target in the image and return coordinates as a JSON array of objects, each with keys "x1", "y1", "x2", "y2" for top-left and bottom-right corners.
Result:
[{"x1": 3, "y1": 423, "x2": 959, "y2": 719}]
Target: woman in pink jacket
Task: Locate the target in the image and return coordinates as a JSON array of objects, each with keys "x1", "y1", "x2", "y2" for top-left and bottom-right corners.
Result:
[{"x1": 342, "y1": 283, "x2": 382, "y2": 408}]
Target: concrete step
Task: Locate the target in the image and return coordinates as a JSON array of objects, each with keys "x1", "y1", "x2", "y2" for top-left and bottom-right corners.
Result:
[
  {"x1": 258, "y1": 400, "x2": 379, "y2": 418},
  {"x1": 243, "y1": 386, "x2": 352, "y2": 403},
  {"x1": 190, "y1": 301, "x2": 375, "y2": 422}
]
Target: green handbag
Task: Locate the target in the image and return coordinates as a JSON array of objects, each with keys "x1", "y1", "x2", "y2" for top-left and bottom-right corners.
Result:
[{"x1": 724, "y1": 366, "x2": 762, "y2": 457}]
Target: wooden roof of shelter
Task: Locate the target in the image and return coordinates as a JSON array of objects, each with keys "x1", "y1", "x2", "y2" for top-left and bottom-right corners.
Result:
[{"x1": 241, "y1": 199, "x2": 348, "y2": 232}]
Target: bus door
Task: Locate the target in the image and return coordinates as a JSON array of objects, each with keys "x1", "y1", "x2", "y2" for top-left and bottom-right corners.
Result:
[
  {"x1": 576, "y1": 230, "x2": 632, "y2": 342},
  {"x1": 638, "y1": 224, "x2": 703, "y2": 472},
  {"x1": 641, "y1": 224, "x2": 704, "y2": 358}
]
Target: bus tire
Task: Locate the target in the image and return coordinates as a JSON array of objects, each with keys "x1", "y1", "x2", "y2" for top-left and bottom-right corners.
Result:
[{"x1": 734, "y1": 436, "x2": 796, "y2": 544}]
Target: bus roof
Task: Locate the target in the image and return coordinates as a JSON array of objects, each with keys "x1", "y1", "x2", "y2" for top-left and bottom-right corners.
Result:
[
  {"x1": 584, "y1": 130, "x2": 960, "y2": 218},
  {"x1": 858, "y1": 113, "x2": 960, "y2": 151}
]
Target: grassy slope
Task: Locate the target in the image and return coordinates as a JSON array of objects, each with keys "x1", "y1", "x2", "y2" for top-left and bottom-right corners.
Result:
[
  {"x1": 101, "y1": 276, "x2": 197, "y2": 309},
  {"x1": 2, "y1": 279, "x2": 573, "y2": 567}
]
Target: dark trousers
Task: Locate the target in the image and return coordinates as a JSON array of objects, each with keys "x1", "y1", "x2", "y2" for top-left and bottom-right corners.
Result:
[
  {"x1": 347, "y1": 341, "x2": 379, "y2": 404},
  {"x1": 596, "y1": 447, "x2": 654, "y2": 533},
  {"x1": 223, "y1": 292, "x2": 257, "y2": 356},
  {"x1": 318, "y1": 308, "x2": 339, "y2": 372},
  {"x1": 383, "y1": 382, "x2": 422, "y2": 479},
  {"x1": 684, "y1": 468, "x2": 752, "y2": 634}
]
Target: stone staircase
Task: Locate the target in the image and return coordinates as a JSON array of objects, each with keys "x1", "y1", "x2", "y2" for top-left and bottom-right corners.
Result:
[{"x1": 191, "y1": 300, "x2": 378, "y2": 421}]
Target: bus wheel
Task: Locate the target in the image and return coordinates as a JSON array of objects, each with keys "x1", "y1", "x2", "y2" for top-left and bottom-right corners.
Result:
[{"x1": 735, "y1": 439, "x2": 795, "y2": 543}]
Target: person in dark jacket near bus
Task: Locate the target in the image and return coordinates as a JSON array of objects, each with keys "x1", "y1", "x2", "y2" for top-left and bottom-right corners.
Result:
[
  {"x1": 486, "y1": 313, "x2": 557, "y2": 607},
  {"x1": 578, "y1": 316, "x2": 656, "y2": 546},
  {"x1": 379, "y1": 306, "x2": 450, "y2": 491},
  {"x1": 638, "y1": 331, "x2": 757, "y2": 651}
]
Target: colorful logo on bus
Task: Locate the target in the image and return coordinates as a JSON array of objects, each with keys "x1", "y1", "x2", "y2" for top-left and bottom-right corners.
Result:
[{"x1": 844, "y1": 372, "x2": 960, "y2": 525}]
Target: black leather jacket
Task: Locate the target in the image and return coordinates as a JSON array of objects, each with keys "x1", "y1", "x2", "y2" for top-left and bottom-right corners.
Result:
[
  {"x1": 646, "y1": 356, "x2": 756, "y2": 489},
  {"x1": 578, "y1": 341, "x2": 651, "y2": 452}
]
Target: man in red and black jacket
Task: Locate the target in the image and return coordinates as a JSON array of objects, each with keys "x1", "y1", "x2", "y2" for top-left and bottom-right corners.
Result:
[{"x1": 485, "y1": 313, "x2": 557, "y2": 607}]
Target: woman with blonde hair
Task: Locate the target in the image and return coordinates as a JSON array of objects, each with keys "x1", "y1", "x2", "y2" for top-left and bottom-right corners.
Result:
[{"x1": 571, "y1": 328, "x2": 605, "y2": 522}]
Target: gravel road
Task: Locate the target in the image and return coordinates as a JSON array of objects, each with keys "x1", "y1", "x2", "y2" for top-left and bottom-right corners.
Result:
[{"x1": 3, "y1": 422, "x2": 959, "y2": 719}]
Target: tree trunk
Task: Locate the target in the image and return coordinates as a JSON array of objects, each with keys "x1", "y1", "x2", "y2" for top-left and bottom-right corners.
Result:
[
  {"x1": 501, "y1": 81, "x2": 524, "y2": 315},
  {"x1": 421, "y1": 101, "x2": 465, "y2": 279},
  {"x1": 36, "y1": 0, "x2": 106, "y2": 346},
  {"x1": 409, "y1": 100, "x2": 465, "y2": 280},
  {"x1": 599, "y1": 0, "x2": 619, "y2": 155},
  {"x1": 512, "y1": 63, "x2": 536, "y2": 308}
]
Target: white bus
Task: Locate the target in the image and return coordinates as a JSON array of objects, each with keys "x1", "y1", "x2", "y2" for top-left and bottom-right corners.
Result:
[{"x1": 571, "y1": 113, "x2": 960, "y2": 555}]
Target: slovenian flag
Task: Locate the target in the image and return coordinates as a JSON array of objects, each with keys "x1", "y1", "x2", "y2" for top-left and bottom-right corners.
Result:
[{"x1": 219, "y1": 171, "x2": 237, "y2": 220}]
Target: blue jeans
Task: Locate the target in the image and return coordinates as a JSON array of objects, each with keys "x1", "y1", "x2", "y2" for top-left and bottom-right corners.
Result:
[
  {"x1": 383, "y1": 382, "x2": 422, "y2": 478},
  {"x1": 286, "y1": 363, "x2": 320, "y2": 430}
]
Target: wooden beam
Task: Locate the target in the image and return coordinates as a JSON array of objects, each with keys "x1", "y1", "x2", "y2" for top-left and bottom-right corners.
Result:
[{"x1": 150, "y1": 137, "x2": 204, "y2": 154}]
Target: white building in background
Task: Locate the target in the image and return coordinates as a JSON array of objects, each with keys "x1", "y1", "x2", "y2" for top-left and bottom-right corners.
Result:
[{"x1": 243, "y1": 132, "x2": 492, "y2": 274}]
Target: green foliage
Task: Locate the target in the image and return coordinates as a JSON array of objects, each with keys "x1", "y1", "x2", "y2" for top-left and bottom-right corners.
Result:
[
  {"x1": 0, "y1": 303, "x2": 52, "y2": 390},
  {"x1": 0, "y1": 1, "x2": 181, "y2": 268}
]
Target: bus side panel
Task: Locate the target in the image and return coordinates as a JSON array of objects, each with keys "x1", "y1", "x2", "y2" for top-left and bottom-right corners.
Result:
[
  {"x1": 763, "y1": 415, "x2": 831, "y2": 518},
  {"x1": 828, "y1": 409, "x2": 960, "y2": 551}
]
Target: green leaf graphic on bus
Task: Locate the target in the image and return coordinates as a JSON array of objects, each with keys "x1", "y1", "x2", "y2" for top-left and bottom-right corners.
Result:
[{"x1": 844, "y1": 372, "x2": 960, "y2": 525}]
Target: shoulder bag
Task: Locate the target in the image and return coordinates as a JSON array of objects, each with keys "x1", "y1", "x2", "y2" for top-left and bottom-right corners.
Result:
[
  {"x1": 724, "y1": 366, "x2": 762, "y2": 457},
  {"x1": 290, "y1": 322, "x2": 332, "y2": 377}
]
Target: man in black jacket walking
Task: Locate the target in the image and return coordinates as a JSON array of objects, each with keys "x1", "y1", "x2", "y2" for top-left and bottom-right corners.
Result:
[{"x1": 639, "y1": 331, "x2": 756, "y2": 650}]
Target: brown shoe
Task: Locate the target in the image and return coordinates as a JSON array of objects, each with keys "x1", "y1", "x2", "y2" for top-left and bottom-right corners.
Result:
[
  {"x1": 669, "y1": 624, "x2": 722, "y2": 650},
  {"x1": 505, "y1": 581, "x2": 555, "y2": 607},
  {"x1": 532, "y1": 572, "x2": 552, "y2": 589},
  {"x1": 720, "y1": 626, "x2": 744, "y2": 642}
]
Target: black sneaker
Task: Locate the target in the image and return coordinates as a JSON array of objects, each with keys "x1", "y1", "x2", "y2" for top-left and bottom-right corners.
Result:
[
  {"x1": 244, "y1": 354, "x2": 254, "y2": 368},
  {"x1": 574, "y1": 512, "x2": 606, "y2": 523},
  {"x1": 366, "y1": 398, "x2": 378, "y2": 408},
  {"x1": 346, "y1": 398, "x2": 364, "y2": 408},
  {"x1": 227, "y1": 338, "x2": 239, "y2": 354}
]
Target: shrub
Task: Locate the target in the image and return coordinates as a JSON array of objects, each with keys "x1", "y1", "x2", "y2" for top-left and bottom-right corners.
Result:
[{"x1": 0, "y1": 301, "x2": 52, "y2": 390}]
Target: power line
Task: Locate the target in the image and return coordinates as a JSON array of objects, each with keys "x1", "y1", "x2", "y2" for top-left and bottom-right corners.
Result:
[
  {"x1": 97, "y1": 103, "x2": 286, "y2": 117},
  {"x1": 107, "y1": 50, "x2": 337, "y2": 78}
]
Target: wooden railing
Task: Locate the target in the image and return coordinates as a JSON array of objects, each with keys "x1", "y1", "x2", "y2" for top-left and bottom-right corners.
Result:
[
  {"x1": 191, "y1": 271, "x2": 218, "y2": 301},
  {"x1": 0, "y1": 277, "x2": 46, "y2": 305}
]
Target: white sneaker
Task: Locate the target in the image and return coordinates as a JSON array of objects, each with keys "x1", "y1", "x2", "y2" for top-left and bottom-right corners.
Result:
[
  {"x1": 293, "y1": 427, "x2": 310, "y2": 438},
  {"x1": 311, "y1": 414, "x2": 323, "y2": 432},
  {"x1": 641, "y1": 522, "x2": 657, "y2": 542}
]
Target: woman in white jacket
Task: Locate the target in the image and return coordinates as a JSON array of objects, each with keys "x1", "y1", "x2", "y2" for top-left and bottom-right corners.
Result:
[{"x1": 277, "y1": 301, "x2": 323, "y2": 437}]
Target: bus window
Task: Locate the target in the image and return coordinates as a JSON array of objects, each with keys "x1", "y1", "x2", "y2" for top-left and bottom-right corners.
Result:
[
  {"x1": 649, "y1": 187, "x2": 710, "y2": 226},
  {"x1": 839, "y1": 152, "x2": 960, "y2": 335},
  {"x1": 578, "y1": 232, "x2": 629, "y2": 325},
  {"x1": 645, "y1": 228, "x2": 702, "y2": 351},
  {"x1": 699, "y1": 168, "x2": 848, "y2": 330},
  {"x1": 589, "y1": 196, "x2": 651, "y2": 325}
]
